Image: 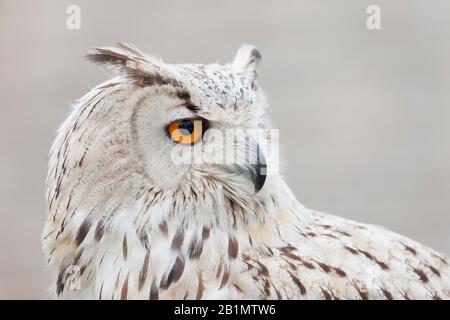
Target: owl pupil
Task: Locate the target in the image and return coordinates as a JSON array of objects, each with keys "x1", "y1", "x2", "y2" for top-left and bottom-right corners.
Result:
[{"x1": 179, "y1": 119, "x2": 195, "y2": 136}]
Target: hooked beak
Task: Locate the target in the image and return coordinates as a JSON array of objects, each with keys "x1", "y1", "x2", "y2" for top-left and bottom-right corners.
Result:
[
  {"x1": 204, "y1": 130, "x2": 267, "y2": 194},
  {"x1": 234, "y1": 143, "x2": 267, "y2": 193},
  {"x1": 249, "y1": 144, "x2": 267, "y2": 192}
]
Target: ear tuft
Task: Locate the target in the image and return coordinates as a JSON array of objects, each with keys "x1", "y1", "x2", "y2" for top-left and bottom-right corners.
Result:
[
  {"x1": 232, "y1": 44, "x2": 262, "y2": 73},
  {"x1": 85, "y1": 47, "x2": 130, "y2": 67},
  {"x1": 86, "y1": 43, "x2": 182, "y2": 88},
  {"x1": 85, "y1": 43, "x2": 157, "y2": 75}
]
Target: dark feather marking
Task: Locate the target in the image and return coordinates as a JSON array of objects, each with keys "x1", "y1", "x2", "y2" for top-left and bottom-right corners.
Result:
[
  {"x1": 279, "y1": 245, "x2": 297, "y2": 253},
  {"x1": 432, "y1": 293, "x2": 442, "y2": 300},
  {"x1": 137, "y1": 73, "x2": 181, "y2": 88},
  {"x1": 171, "y1": 229, "x2": 185, "y2": 250},
  {"x1": 202, "y1": 226, "x2": 210, "y2": 240},
  {"x1": 330, "y1": 289, "x2": 340, "y2": 300},
  {"x1": 273, "y1": 285, "x2": 282, "y2": 299},
  {"x1": 73, "y1": 249, "x2": 83, "y2": 266},
  {"x1": 427, "y1": 265, "x2": 441, "y2": 277},
  {"x1": 402, "y1": 243, "x2": 417, "y2": 255},
  {"x1": 216, "y1": 262, "x2": 224, "y2": 278},
  {"x1": 244, "y1": 261, "x2": 254, "y2": 271},
  {"x1": 374, "y1": 258, "x2": 389, "y2": 270},
  {"x1": 120, "y1": 275, "x2": 129, "y2": 300},
  {"x1": 80, "y1": 263, "x2": 88, "y2": 276},
  {"x1": 265, "y1": 246, "x2": 274, "y2": 256},
  {"x1": 281, "y1": 256, "x2": 297, "y2": 271},
  {"x1": 186, "y1": 104, "x2": 200, "y2": 112},
  {"x1": 287, "y1": 271, "x2": 306, "y2": 295},
  {"x1": 432, "y1": 253, "x2": 448, "y2": 265},
  {"x1": 344, "y1": 246, "x2": 358, "y2": 254},
  {"x1": 195, "y1": 273, "x2": 204, "y2": 300},
  {"x1": 358, "y1": 249, "x2": 374, "y2": 260},
  {"x1": 95, "y1": 219, "x2": 105, "y2": 241},
  {"x1": 321, "y1": 287, "x2": 332, "y2": 300},
  {"x1": 65, "y1": 194, "x2": 72, "y2": 211},
  {"x1": 188, "y1": 236, "x2": 203, "y2": 259},
  {"x1": 219, "y1": 268, "x2": 230, "y2": 289},
  {"x1": 353, "y1": 284, "x2": 369, "y2": 300},
  {"x1": 335, "y1": 230, "x2": 351, "y2": 237},
  {"x1": 99, "y1": 282, "x2": 104, "y2": 300},
  {"x1": 230, "y1": 207, "x2": 237, "y2": 229},
  {"x1": 401, "y1": 291, "x2": 411, "y2": 300},
  {"x1": 242, "y1": 254, "x2": 251, "y2": 261},
  {"x1": 139, "y1": 229, "x2": 150, "y2": 250},
  {"x1": 281, "y1": 251, "x2": 315, "y2": 270},
  {"x1": 138, "y1": 251, "x2": 150, "y2": 291},
  {"x1": 351, "y1": 248, "x2": 389, "y2": 269},
  {"x1": 233, "y1": 284, "x2": 244, "y2": 293},
  {"x1": 412, "y1": 267, "x2": 429, "y2": 283},
  {"x1": 333, "y1": 267, "x2": 347, "y2": 277},
  {"x1": 149, "y1": 281, "x2": 159, "y2": 300},
  {"x1": 316, "y1": 261, "x2": 332, "y2": 273},
  {"x1": 228, "y1": 236, "x2": 239, "y2": 259},
  {"x1": 75, "y1": 216, "x2": 93, "y2": 246},
  {"x1": 159, "y1": 221, "x2": 168, "y2": 236},
  {"x1": 78, "y1": 149, "x2": 88, "y2": 167},
  {"x1": 76, "y1": 126, "x2": 90, "y2": 145},
  {"x1": 255, "y1": 260, "x2": 269, "y2": 277},
  {"x1": 160, "y1": 256, "x2": 185, "y2": 289},
  {"x1": 190, "y1": 187, "x2": 198, "y2": 202},
  {"x1": 263, "y1": 279, "x2": 271, "y2": 297},
  {"x1": 85, "y1": 94, "x2": 106, "y2": 121},
  {"x1": 56, "y1": 272, "x2": 64, "y2": 296},
  {"x1": 176, "y1": 90, "x2": 191, "y2": 101},
  {"x1": 381, "y1": 288, "x2": 393, "y2": 300},
  {"x1": 122, "y1": 235, "x2": 128, "y2": 260}
]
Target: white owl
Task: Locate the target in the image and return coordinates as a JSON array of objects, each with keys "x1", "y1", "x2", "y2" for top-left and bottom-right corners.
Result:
[{"x1": 43, "y1": 43, "x2": 450, "y2": 300}]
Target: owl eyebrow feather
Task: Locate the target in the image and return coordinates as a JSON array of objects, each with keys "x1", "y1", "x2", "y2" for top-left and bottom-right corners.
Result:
[
  {"x1": 175, "y1": 90, "x2": 201, "y2": 112},
  {"x1": 185, "y1": 104, "x2": 201, "y2": 112},
  {"x1": 176, "y1": 90, "x2": 190, "y2": 101},
  {"x1": 133, "y1": 72, "x2": 181, "y2": 88}
]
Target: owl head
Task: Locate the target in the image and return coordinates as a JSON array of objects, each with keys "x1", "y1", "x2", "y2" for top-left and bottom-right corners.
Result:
[{"x1": 50, "y1": 43, "x2": 277, "y2": 218}]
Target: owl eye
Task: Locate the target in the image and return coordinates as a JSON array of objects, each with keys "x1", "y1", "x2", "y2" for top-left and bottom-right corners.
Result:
[{"x1": 166, "y1": 118, "x2": 208, "y2": 145}]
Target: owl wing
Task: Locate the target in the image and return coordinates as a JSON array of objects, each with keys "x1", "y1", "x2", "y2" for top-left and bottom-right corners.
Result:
[{"x1": 237, "y1": 209, "x2": 450, "y2": 300}]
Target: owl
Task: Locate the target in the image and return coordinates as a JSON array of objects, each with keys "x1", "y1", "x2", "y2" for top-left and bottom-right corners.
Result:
[{"x1": 43, "y1": 43, "x2": 450, "y2": 300}]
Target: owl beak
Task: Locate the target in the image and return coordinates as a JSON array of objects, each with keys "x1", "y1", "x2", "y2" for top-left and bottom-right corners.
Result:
[
  {"x1": 250, "y1": 144, "x2": 267, "y2": 193},
  {"x1": 234, "y1": 143, "x2": 267, "y2": 193}
]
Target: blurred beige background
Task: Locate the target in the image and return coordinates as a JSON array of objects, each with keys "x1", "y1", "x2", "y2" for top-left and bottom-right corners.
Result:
[{"x1": 0, "y1": 0, "x2": 449, "y2": 299}]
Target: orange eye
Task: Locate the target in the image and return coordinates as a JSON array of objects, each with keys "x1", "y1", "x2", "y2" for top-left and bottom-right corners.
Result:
[{"x1": 166, "y1": 118, "x2": 207, "y2": 145}]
